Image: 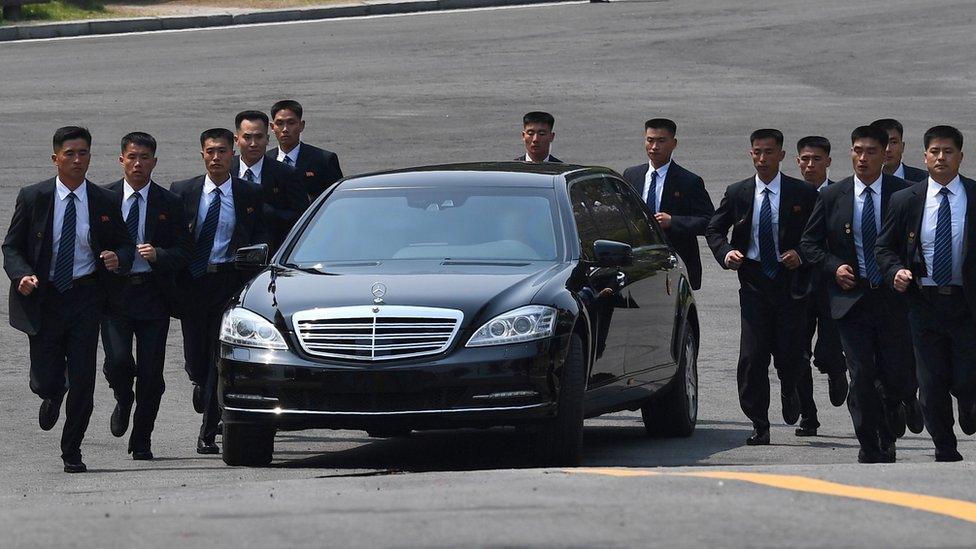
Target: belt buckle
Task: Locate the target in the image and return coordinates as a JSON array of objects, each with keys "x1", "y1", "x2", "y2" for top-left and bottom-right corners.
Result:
[
  {"x1": 938, "y1": 286, "x2": 953, "y2": 296},
  {"x1": 869, "y1": 282, "x2": 880, "y2": 290}
]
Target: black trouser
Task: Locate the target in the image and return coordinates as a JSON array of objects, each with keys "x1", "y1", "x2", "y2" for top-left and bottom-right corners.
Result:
[
  {"x1": 736, "y1": 261, "x2": 809, "y2": 432},
  {"x1": 180, "y1": 270, "x2": 244, "y2": 442},
  {"x1": 101, "y1": 281, "x2": 170, "y2": 453},
  {"x1": 836, "y1": 287, "x2": 914, "y2": 452},
  {"x1": 907, "y1": 288, "x2": 976, "y2": 454},
  {"x1": 797, "y1": 282, "x2": 847, "y2": 429},
  {"x1": 27, "y1": 282, "x2": 102, "y2": 463}
]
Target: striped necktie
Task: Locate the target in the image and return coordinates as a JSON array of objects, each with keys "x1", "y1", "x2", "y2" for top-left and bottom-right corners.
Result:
[
  {"x1": 189, "y1": 188, "x2": 222, "y2": 278},
  {"x1": 759, "y1": 188, "x2": 779, "y2": 279},
  {"x1": 53, "y1": 193, "x2": 77, "y2": 293},
  {"x1": 932, "y1": 187, "x2": 953, "y2": 286},
  {"x1": 282, "y1": 156, "x2": 294, "y2": 167},
  {"x1": 126, "y1": 193, "x2": 141, "y2": 243},
  {"x1": 646, "y1": 169, "x2": 658, "y2": 213},
  {"x1": 861, "y1": 187, "x2": 882, "y2": 285}
]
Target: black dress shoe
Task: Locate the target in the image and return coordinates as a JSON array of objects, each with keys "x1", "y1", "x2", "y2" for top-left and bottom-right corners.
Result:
[
  {"x1": 935, "y1": 448, "x2": 963, "y2": 462},
  {"x1": 827, "y1": 373, "x2": 849, "y2": 407},
  {"x1": 110, "y1": 401, "x2": 132, "y2": 438},
  {"x1": 884, "y1": 400, "x2": 907, "y2": 438},
  {"x1": 192, "y1": 384, "x2": 205, "y2": 414},
  {"x1": 795, "y1": 426, "x2": 818, "y2": 437},
  {"x1": 958, "y1": 399, "x2": 976, "y2": 436},
  {"x1": 904, "y1": 398, "x2": 924, "y2": 434},
  {"x1": 782, "y1": 390, "x2": 800, "y2": 426},
  {"x1": 746, "y1": 429, "x2": 770, "y2": 445},
  {"x1": 857, "y1": 448, "x2": 885, "y2": 464},
  {"x1": 197, "y1": 438, "x2": 219, "y2": 454},
  {"x1": 131, "y1": 449, "x2": 154, "y2": 461},
  {"x1": 63, "y1": 461, "x2": 87, "y2": 473},
  {"x1": 39, "y1": 397, "x2": 61, "y2": 431}
]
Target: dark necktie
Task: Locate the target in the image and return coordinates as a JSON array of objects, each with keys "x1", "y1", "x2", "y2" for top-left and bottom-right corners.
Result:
[
  {"x1": 932, "y1": 187, "x2": 953, "y2": 286},
  {"x1": 53, "y1": 193, "x2": 77, "y2": 293},
  {"x1": 759, "y1": 188, "x2": 779, "y2": 279},
  {"x1": 243, "y1": 168, "x2": 255, "y2": 184},
  {"x1": 861, "y1": 187, "x2": 882, "y2": 285},
  {"x1": 646, "y1": 169, "x2": 658, "y2": 213},
  {"x1": 189, "y1": 188, "x2": 222, "y2": 278},
  {"x1": 126, "y1": 193, "x2": 140, "y2": 243},
  {"x1": 282, "y1": 156, "x2": 294, "y2": 167}
]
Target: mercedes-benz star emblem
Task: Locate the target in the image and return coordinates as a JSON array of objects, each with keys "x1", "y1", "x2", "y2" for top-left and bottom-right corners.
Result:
[{"x1": 371, "y1": 282, "x2": 387, "y2": 301}]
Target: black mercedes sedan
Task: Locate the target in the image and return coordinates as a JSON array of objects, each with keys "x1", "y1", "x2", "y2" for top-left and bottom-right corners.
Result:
[{"x1": 218, "y1": 162, "x2": 700, "y2": 466}]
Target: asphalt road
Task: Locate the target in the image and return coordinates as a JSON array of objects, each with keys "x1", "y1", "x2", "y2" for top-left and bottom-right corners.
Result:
[{"x1": 2, "y1": 0, "x2": 976, "y2": 547}]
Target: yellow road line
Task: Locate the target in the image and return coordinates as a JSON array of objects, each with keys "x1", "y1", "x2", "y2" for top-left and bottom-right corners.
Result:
[{"x1": 566, "y1": 467, "x2": 976, "y2": 524}]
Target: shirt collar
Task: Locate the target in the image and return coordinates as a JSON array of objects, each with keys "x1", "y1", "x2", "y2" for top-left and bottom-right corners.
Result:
[
  {"x1": 894, "y1": 163, "x2": 906, "y2": 179},
  {"x1": 123, "y1": 180, "x2": 151, "y2": 202},
  {"x1": 239, "y1": 156, "x2": 264, "y2": 179},
  {"x1": 853, "y1": 173, "x2": 883, "y2": 195},
  {"x1": 204, "y1": 174, "x2": 233, "y2": 197},
  {"x1": 755, "y1": 172, "x2": 782, "y2": 194},
  {"x1": 815, "y1": 180, "x2": 829, "y2": 192},
  {"x1": 525, "y1": 152, "x2": 551, "y2": 162},
  {"x1": 283, "y1": 142, "x2": 301, "y2": 163},
  {"x1": 927, "y1": 175, "x2": 962, "y2": 197},
  {"x1": 649, "y1": 160, "x2": 671, "y2": 178},
  {"x1": 55, "y1": 177, "x2": 87, "y2": 202}
]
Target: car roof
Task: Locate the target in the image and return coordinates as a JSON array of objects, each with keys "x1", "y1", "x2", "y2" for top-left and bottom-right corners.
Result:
[{"x1": 337, "y1": 162, "x2": 617, "y2": 189}]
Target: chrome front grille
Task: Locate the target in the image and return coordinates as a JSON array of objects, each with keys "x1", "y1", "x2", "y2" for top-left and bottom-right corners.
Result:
[{"x1": 292, "y1": 306, "x2": 463, "y2": 361}]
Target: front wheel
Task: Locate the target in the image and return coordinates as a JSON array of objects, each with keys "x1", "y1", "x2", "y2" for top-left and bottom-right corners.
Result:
[
  {"x1": 641, "y1": 325, "x2": 698, "y2": 438},
  {"x1": 532, "y1": 333, "x2": 586, "y2": 466},
  {"x1": 222, "y1": 424, "x2": 275, "y2": 466}
]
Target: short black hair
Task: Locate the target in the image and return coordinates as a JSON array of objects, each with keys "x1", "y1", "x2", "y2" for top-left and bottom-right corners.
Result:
[
  {"x1": 923, "y1": 125, "x2": 964, "y2": 150},
  {"x1": 796, "y1": 135, "x2": 831, "y2": 155},
  {"x1": 53, "y1": 126, "x2": 92, "y2": 151},
  {"x1": 850, "y1": 125, "x2": 890, "y2": 148},
  {"x1": 271, "y1": 99, "x2": 303, "y2": 120},
  {"x1": 870, "y1": 118, "x2": 904, "y2": 139},
  {"x1": 235, "y1": 110, "x2": 270, "y2": 131},
  {"x1": 121, "y1": 132, "x2": 157, "y2": 154},
  {"x1": 645, "y1": 118, "x2": 677, "y2": 136},
  {"x1": 199, "y1": 128, "x2": 235, "y2": 148},
  {"x1": 750, "y1": 128, "x2": 784, "y2": 147},
  {"x1": 523, "y1": 111, "x2": 555, "y2": 130}
]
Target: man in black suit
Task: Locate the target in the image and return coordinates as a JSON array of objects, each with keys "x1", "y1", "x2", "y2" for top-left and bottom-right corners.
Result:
[
  {"x1": 871, "y1": 118, "x2": 928, "y2": 182},
  {"x1": 800, "y1": 125, "x2": 915, "y2": 463},
  {"x1": 101, "y1": 132, "x2": 191, "y2": 460},
  {"x1": 706, "y1": 129, "x2": 818, "y2": 445},
  {"x1": 622, "y1": 118, "x2": 714, "y2": 290},
  {"x1": 517, "y1": 111, "x2": 562, "y2": 163},
  {"x1": 2, "y1": 126, "x2": 134, "y2": 472},
  {"x1": 877, "y1": 125, "x2": 976, "y2": 462},
  {"x1": 793, "y1": 136, "x2": 848, "y2": 437},
  {"x1": 232, "y1": 110, "x2": 309, "y2": 254},
  {"x1": 171, "y1": 128, "x2": 268, "y2": 454},
  {"x1": 268, "y1": 99, "x2": 343, "y2": 200}
]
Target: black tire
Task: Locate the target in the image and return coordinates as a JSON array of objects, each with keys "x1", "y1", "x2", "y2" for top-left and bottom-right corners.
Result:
[
  {"x1": 532, "y1": 332, "x2": 586, "y2": 466},
  {"x1": 222, "y1": 424, "x2": 276, "y2": 466},
  {"x1": 641, "y1": 325, "x2": 698, "y2": 438}
]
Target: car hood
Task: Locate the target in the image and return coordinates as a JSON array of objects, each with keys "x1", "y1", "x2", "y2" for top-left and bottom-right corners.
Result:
[{"x1": 242, "y1": 260, "x2": 568, "y2": 330}]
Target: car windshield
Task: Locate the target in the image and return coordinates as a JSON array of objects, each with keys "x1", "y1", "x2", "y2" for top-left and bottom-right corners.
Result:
[{"x1": 287, "y1": 185, "x2": 561, "y2": 263}]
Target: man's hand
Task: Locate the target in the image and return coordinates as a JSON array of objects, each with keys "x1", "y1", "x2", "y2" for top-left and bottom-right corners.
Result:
[
  {"x1": 725, "y1": 250, "x2": 744, "y2": 270},
  {"x1": 18, "y1": 275, "x2": 38, "y2": 296},
  {"x1": 779, "y1": 249, "x2": 801, "y2": 270},
  {"x1": 654, "y1": 212, "x2": 672, "y2": 230},
  {"x1": 835, "y1": 264, "x2": 856, "y2": 290},
  {"x1": 893, "y1": 269, "x2": 913, "y2": 293},
  {"x1": 100, "y1": 251, "x2": 119, "y2": 272},
  {"x1": 137, "y1": 244, "x2": 157, "y2": 263}
]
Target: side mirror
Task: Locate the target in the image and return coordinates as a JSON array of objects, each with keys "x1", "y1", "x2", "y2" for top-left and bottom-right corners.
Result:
[
  {"x1": 593, "y1": 240, "x2": 633, "y2": 267},
  {"x1": 234, "y1": 244, "x2": 269, "y2": 269}
]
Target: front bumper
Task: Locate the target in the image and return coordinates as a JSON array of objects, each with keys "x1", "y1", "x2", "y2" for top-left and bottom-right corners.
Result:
[{"x1": 218, "y1": 334, "x2": 568, "y2": 431}]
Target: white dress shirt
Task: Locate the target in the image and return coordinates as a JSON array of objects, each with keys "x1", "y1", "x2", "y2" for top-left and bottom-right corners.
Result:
[
  {"x1": 524, "y1": 153, "x2": 553, "y2": 162},
  {"x1": 239, "y1": 156, "x2": 264, "y2": 185},
  {"x1": 122, "y1": 180, "x2": 151, "y2": 274},
  {"x1": 920, "y1": 176, "x2": 967, "y2": 286},
  {"x1": 852, "y1": 174, "x2": 883, "y2": 279},
  {"x1": 746, "y1": 173, "x2": 782, "y2": 261},
  {"x1": 893, "y1": 163, "x2": 906, "y2": 180},
  {"x1": 816, "y1": 180, "x2": 829, "y2": 193},
  {"x1": 197, "y1": 176, "x2": 236, "y2": 264},
  {"x1": 642, "y1": 161, "x2": 671, "y2": 213},
  {"x1": 50, "y1": 178, "x2": 96, "y2": 280},
  {"x1": 277, "y1": 143, "x2": 301, "y2": 166}
]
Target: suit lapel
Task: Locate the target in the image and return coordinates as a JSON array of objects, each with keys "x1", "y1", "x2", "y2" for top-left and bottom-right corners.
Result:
[
  {"x1": 909, "y1": 184, "x2": 926, "y2": 269},
  {"x1": 658, "y1": 162, "x2": 675, "y2": 212},
  {"x1": 777, "y1": 176, "x2": 794, "y2": 245},
  {"x1": 962, "y1": 177, "x2": 976, "y2": 265},
  {"x1": 85, "y1": 181, "x2": 101, "y2": 251},
  {"x1": 231, "y1": 178, "x2": 248, "y2": 251},
  {"x1": 145, "y1": 182, "x2": 162, "y2": 243},
  {"x1": 31, "y1": 179, "x2": 56, "y2": 265},
  {"x1": 835, "y1": 179, "x2": 857, "y2": 265},
  {"x1": 186, "y1": 177, "x2": 204, "y2": 237}
]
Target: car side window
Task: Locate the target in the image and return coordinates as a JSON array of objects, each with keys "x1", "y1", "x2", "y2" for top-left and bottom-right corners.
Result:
[
  {"x1": 608, "y1": 177, "x2": 665, "y2": 248},
  {"x1": 569, "y1": 177, "x2": 633, "y2": 258}
]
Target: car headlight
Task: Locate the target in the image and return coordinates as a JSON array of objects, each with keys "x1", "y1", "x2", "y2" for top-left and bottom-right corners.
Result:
[
  {"x1": 220, "y1": 307, "x2": 288, "y2": 350},
  {"x1": 466, "y1": 305, "x2": 557, "y2": 347}
]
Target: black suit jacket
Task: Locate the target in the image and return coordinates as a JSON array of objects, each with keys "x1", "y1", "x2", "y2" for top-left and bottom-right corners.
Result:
[
  {"x1": 3, "y1": 179, "x2": 135, "y2": 335},
  {"x1": 800, "y1": 174, "x2": 911, "y2": 319},
  {"x1": 622, "y1": 161, "x2": 715, "y2": 289},
  {"x1": 514, "y1": 154, "x2": 562, "y2": 163},
  {"x1": 876, "y1": 177, "x2": 976, "y2": 314},
  {"x1": 901, "y1": 163, "x2": 928, "y2": 183},
  {"x1": 104, "y1": 179, "x2": 192, "y2": 317},
  {"x1": 267, "y1": 143, "x2": 343, "y2": 200},
  {"x1": 705, "y1": 173, "x2": 818, "y2": 298},
  {"x1": 232, "y1": 156, "x2": 309, "y2": 254}
]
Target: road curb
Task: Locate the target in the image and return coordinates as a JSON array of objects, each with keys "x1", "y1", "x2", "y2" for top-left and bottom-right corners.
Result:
[{"x1": 0, "y1": 0, "x2": 577, "y2": 42}]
